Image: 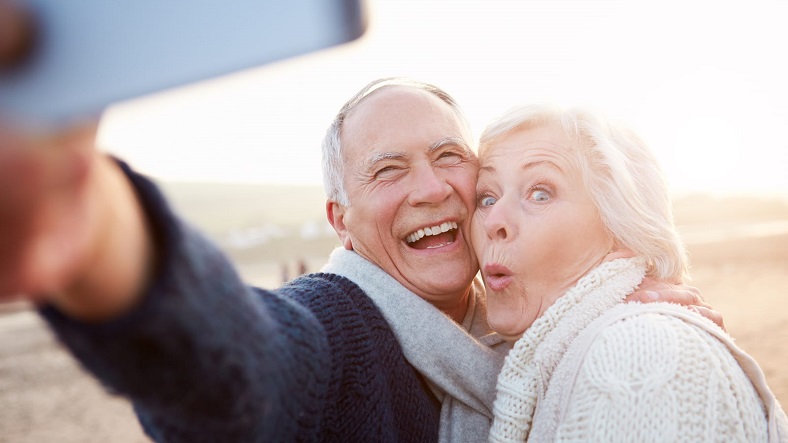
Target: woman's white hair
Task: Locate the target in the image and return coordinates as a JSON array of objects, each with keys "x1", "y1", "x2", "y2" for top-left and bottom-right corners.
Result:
[
  {"x1": 321, "y1": 77, "x2": 473, "y2": 206},
  {"x1": 479, "y1": 104, "x2": 689, "y2": 282}
]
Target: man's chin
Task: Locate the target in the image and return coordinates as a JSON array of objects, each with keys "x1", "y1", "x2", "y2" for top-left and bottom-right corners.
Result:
[{"x1": 406, "y1": 261, "x2": 475, "y2": 292}]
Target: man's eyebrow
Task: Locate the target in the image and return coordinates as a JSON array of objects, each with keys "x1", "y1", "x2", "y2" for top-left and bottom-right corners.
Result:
[
  {"x1": 363, "y1": 137, "x2": 471, "y2": 170},
  {"x1": 428, "y1": 137, "x2": 471, "y2": 154},
  {"x1": 364, "y1": 151, "x2": 405, "y2": 170}
]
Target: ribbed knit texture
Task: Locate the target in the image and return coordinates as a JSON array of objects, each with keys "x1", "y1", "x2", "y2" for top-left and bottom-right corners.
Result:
[
  {"x1": 552, "y1": 312, "x2": 768, "y2": 442},
  {"x1": 489, "y1": 258, "x2": 644, "y2": 442},
  {"x1": 489, "y1": 258, "x2": 778, "y2": 443},
  {"x1": 40, "y1": 161, "x2": 440, "y2": 443}
]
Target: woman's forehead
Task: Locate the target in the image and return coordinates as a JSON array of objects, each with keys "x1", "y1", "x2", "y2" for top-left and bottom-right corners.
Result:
[{"x1": 480, "y1": 124, "x2": 578, "y2": 162}]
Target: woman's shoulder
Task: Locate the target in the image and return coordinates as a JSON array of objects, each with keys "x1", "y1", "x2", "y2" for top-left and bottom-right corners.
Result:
[
  {"x1": 584, "y1": 302, "x2": 736, "y2": 367},
  {"x1": 595, "y1": 301, "x2": 727, "y2": 342},
  {"x1": 548, "y1": 303, "x2": 769, "y2": 441}
]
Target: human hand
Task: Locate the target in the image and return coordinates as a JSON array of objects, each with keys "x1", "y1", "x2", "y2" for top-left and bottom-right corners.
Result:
[
  {"x1": 1, "y1": 120, "x2": 155, "y2": 321},
  {"x1": 0, "y1": 0, "x2": 37, "y2": 69},
  {"x1": 0, "y1": 121, "x2": 100, "y2": 301},
  {"x1": 626, "y1": 278, "x2": 725, "y2": 330}
]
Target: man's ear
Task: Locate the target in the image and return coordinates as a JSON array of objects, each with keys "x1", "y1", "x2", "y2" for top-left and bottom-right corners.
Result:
[{"x1": 326, "y1": 201, "x2": 353, "y2": 250}]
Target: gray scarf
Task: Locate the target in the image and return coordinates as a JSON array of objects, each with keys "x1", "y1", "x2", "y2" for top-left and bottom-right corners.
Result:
[{"x1": 322, "y1": 248, "x2": 512, "y2": 443}]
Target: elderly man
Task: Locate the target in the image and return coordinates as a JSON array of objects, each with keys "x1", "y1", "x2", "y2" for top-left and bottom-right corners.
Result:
[{"x1": 0, "y1": 78, "x2": 715, "y2": 442}]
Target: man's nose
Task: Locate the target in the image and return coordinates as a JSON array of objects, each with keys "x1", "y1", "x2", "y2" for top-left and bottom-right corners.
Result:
[{"x1": 407, "y1": 164, "x2": 452, "y2": 206}]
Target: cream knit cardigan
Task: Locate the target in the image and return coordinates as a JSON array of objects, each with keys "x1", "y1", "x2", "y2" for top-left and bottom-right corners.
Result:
[{"x1": 490, "y1": 258, "x2": 788, "y2": 442}]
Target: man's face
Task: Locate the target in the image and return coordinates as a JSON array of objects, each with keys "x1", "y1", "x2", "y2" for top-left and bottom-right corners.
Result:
[{"x1": 330, "y1": 86, "x2": 479, "y2": 310}]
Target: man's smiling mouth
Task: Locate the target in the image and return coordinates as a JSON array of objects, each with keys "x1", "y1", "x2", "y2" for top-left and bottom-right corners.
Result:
[{"x1": 405, "y1": 221, "x2": 458, "y2": 250}]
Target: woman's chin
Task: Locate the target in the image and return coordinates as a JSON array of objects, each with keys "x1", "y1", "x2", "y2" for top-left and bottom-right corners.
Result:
[{"x1": 487, "y1": 313, "x2": 533, "y2": 341}]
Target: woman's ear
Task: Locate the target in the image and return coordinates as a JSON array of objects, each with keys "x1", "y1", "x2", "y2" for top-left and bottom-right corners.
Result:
[{"x1": 326, "y1": 201, "x2": 353, "y2": 250}]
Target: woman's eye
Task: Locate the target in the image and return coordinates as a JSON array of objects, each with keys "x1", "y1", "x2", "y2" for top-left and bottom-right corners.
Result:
[
  {"x1": 479, "y1": 196, "x2": 497, "y2": 207},
  {"x1": 531, "y1": 190, "x2": 550, "y2": 202}
]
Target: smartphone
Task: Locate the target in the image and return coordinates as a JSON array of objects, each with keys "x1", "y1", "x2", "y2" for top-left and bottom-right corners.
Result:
[{"x1": 0, "y1": 0, "x2": 367, "y2": 127}]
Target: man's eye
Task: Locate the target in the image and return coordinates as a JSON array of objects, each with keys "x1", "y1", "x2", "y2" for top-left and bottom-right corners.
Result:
[
  {"x1": 479, "y1": 196, "x2": 497, "y2": 207},
  {"x1": 436, "y1": 151, "x2": 462, "y2": 165},
  {"x1": 374, "y1": 166, "x2": 398, "y2": 178},
  {"x1": 531, "y1": 190, "x2": 550, "y2": 202}
]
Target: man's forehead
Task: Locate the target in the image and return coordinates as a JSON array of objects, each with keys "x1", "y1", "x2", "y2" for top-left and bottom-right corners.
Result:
[
  {"x1": 343, "y1": 85, "x2": 458, "y2": 127},
  {"x1": 342, "y1": 87, "x2": 464, "y2": 146}
]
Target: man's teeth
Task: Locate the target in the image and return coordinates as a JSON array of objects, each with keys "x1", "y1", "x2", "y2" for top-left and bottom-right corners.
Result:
[{"x1": 406, "y1": 221, "x2": 458, "y2": 244}]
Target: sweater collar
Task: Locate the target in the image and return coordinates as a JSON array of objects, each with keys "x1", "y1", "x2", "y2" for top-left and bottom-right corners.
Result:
[{"x1": 490, "y1": 257, "x2": 646, "y2": 442}]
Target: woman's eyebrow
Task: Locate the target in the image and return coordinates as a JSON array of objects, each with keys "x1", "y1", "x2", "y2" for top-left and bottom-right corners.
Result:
[
  {"x1": 480, "y1": 159, "x2": 562, "y2": 175},
  {"x1": 522, "y1": 159, "x2": 564, "y2": 173}
]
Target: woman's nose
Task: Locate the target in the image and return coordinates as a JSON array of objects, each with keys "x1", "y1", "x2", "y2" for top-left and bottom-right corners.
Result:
[{"x1": 484, "y1": 200, "x2": 514, "y2": 241}]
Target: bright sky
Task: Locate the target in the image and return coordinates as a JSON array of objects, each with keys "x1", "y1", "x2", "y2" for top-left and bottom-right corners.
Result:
[{"x1": 98, "y1": 0, "x2": 788, "y2": 195}]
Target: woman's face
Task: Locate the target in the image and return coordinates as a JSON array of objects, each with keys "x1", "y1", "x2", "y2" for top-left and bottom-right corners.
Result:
[{"x1": 471, "y1": 124, "x2": 614, "y2": 340}]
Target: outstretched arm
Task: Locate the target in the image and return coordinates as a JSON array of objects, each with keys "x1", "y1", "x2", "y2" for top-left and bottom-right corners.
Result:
[{"x1": 1, "y1": 123, "x2": 332, "y2": 441}]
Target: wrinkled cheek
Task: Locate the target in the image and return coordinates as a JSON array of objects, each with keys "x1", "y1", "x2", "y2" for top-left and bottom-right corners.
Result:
[
  {"x1": 467, "y1": 239, "x2": 482, "y2": 267},
  {"x1": 468, "y1": 224, "x2": 486, "y2": 261}
]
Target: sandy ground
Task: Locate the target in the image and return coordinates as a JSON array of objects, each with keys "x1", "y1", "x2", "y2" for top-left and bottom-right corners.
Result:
[{"x1": 1, "y1": 226, "x2": 786, "y2": 442}]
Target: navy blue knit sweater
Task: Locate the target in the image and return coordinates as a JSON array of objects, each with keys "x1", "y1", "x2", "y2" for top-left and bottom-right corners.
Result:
[{"x1": 40, "y1": 162, "x2": 440, "y2": 442}]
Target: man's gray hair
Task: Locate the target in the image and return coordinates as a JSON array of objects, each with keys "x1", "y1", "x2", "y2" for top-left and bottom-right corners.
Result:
[
  {"x1": 479, "y1": 104, "x2": 690, "y2": 282},
  {"x1": 321, "y1": 77, "x2": 472, "y2": 206}
]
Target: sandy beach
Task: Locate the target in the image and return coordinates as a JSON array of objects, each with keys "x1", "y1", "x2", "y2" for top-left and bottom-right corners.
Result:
[{"x1": 1, "y1": 198, "x2": 787, "y2": 442}]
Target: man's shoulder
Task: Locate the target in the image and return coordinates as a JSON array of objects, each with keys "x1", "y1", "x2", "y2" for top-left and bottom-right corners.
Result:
[
  {"x1": 280, "y1": 272, "x2": 367, "y2": 303},
  {"x1": 275, "y1": 272, "x2": 386, "y2": 327}
]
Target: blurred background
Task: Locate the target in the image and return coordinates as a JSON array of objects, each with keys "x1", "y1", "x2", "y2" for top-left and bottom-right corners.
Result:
[{"x1": 2, "y1": 1, "x2": 787, "y2": 441}]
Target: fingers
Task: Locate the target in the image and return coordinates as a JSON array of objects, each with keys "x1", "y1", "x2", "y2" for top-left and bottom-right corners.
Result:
[
  {"x1": 625, "y1": 288, "x2": 708, "y2": 308},
  {"x1": 629, "y1": 277, "x2": 706, "y2": 304},
  {"x1": 690, "y1": 306, "x2": 726, "y2": 331},
  {"x1": 0, "y1": 121, "x2": 97, "y2": 192},
  {"x1": 625, "y1": 278, "x2": 726, "y2": 330},
  {"x1": 0, "y1": 120, "x2": 99, "y2": 298},
  {"x1": 0, "y1": 0, "x2": 37, "y2": 68}
]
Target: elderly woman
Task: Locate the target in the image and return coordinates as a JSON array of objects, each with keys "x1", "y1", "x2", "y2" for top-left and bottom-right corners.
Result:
[{"x1": 471, "y1": 105, "x2": 788, "y2": 442}]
